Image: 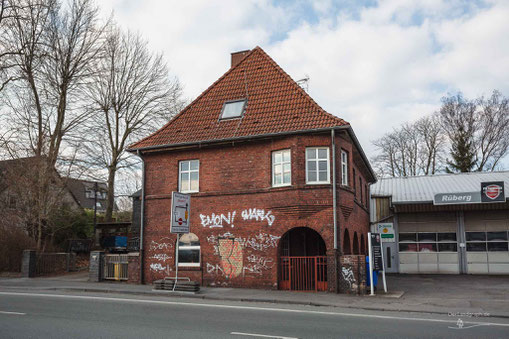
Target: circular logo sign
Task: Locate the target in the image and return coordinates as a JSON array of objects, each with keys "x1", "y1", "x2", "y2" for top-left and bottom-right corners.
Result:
[{"x1": 178, "y1": 218, "x2": 183, "y2": 225}]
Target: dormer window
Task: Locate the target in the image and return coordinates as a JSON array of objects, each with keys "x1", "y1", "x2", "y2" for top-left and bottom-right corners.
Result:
[{"x1": 220, "y1": 99, "x2": 246, "y2": 119}]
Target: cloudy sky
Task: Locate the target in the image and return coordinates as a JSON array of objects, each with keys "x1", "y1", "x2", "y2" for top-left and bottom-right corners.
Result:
[{"x1": 99, "y1": 0, "x2": 509, "y2": 158}]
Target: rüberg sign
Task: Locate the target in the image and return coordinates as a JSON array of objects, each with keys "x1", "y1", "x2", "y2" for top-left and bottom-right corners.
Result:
[
  {"x1": 433, "y1": 181, "x2": 506, "y2": 205},
  {"x1": 433, "y1": 192, "x2": 481, "y2": 205},
  {"x1": 481, "y1": 181, "x2": 505, "y2": 203}
]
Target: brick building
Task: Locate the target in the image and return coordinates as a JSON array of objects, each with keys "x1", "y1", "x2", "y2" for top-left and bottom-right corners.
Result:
[{"x1": 128, "y1": 47, "x2": 376, "y2": 292}]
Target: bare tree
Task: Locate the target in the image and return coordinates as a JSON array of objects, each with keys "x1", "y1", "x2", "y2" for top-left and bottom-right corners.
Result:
[
  {"x1": 475, "y1": 90, "x2": 509, "y2": 171},
  {"x1": 82, "y1": 25, "x2": 183, "y2": 221},
  {"x1": 372, "y1": 115, "x2": 446, "y2": 177},
  {"x1": 0, "y1": 0, "x2": 22, "y2": 92},
  {"x1": 1, "y1": 0, "x2": 105, "y2": 249},
  {"x1": 414, "y1": 114, "x2": 446, "y2": 175}
]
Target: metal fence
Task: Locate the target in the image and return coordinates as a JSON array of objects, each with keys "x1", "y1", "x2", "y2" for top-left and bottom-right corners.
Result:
[
  {"x1": 103, "y1": 254, "x2": 128, "y2": 281},
  {"x1": 279, "y1": 256, "x2": 327, "y2": 291},
  {"x1": 35, "y1": 253, "x2": 74, "y2": 276},
  {"x1": 127, "y1": 237, "x2": 140, "y2": 251}
]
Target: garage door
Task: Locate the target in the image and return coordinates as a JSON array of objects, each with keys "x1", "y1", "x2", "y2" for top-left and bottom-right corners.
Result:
[
  {"x1": 465, "y1": 211, "x2": 509, "y2": 274},
  {"x1": 398, "y1": 213, "x2": 459, "y2": 274}
]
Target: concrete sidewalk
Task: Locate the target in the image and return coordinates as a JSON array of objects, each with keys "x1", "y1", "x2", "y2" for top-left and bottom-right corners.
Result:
[{"x1": 1, "y1": 272, "x2": 508, "y2": 318}]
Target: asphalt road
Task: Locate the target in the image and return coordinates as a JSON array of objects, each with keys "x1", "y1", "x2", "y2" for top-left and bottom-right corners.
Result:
[{"x1": 1, "y1": 291, "x2": 508, "y2": 339}]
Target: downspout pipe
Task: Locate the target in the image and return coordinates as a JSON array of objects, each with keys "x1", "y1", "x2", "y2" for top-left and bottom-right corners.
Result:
[
  {"x1": 137, "y1": 150, "x2": 146, "y2": 284},
  {"x1": 331, "y1": 129, "x2": 337, "y2": 250}
]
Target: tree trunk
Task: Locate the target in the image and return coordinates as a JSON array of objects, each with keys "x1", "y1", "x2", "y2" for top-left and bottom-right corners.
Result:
[{"x1": 105, "y1": 164, "x2": 117, "y2": 221}]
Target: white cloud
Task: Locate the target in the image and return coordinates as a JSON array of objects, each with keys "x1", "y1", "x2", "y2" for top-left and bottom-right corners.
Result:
[{"x1": 97, "y1": 0, "x2": 509, "y2": 162}]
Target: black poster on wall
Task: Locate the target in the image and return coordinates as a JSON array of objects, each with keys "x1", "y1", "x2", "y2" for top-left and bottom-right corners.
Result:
[{"x1": 370, "y1": 233, "x2": 383, "y2": 271}]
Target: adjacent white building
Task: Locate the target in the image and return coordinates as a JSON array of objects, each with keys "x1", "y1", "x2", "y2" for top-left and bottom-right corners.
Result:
[{"x1": 370, "y1": 171, "x2": 509, "y2": 275}]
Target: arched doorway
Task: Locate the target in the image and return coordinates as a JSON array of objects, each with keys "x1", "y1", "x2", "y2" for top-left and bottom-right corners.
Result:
[
  {"x1": 343, "y1": 229, "x2": 351, "y2": 254},
  {"x1": 360, "y1": 234, "x2": 366, "y2": 254},
  {"x1": 353, "y1": 232, "x2": 359, "y2": 255},
  {"x1": 279, "y1": 227, "x2": 327, "y2": 291}
]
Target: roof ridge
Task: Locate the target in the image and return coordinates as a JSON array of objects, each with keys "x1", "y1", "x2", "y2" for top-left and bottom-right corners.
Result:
[
  {"x1": 255, "y1": 47, "x2": 348, "y2": 126},
  {"x1": 378, "y1": 170, "x2": 509, "y2": 181}
]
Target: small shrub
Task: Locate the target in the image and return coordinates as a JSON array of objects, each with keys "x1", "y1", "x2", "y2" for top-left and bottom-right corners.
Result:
[{"x1": 0, "y1": 225, "x2": 36, "y2": 272}]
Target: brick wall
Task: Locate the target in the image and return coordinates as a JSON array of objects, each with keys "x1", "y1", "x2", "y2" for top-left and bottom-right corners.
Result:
[
  {"x1": 339, "y1": 255, "x2": 367, "y2": 294},
  {"x1": 141, "y1": 131, "x2": 371, "y2": 290},
  {"x1": 127, "y1": 252, "x2": 140, "y2": 284}
]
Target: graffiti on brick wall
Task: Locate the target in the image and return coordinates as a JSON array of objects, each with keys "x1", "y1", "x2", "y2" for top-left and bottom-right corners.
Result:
[
  {"x1": 218, "y1": 238, "x2": 243, "y2": 279},
  {"x1": 206, "y1": 263, "x2": 224, "y2": 275},
  {"x1": 200, "y1": 208, "x2": 276, "y2": 228},
  {"x1": 204, "y1": 232, "x2": 280, "y2": 280},
  {"x1": 342, "y1": 266, "x2": 355, "y2": 288},
  {"x1": 241, "y1": 208, "x2": 275, "y2": 226},
  {"x1": 200, "y1": 211, "x2": 236, "y2": 228},
  {"x1": 150, "y1": 263, "x2": 172, "y2": 275},
  {"x1": 243, "y1": 254, "x2": 274, "y2": 275},
  {"x1": 236, "y1": 233, "x2": 280, "y2": 252},
  {"x1": 148, "y1": 237, "x2": 173, "y2": 276}
]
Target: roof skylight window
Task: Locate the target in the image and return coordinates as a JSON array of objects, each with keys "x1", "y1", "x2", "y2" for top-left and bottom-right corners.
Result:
[{"x1": 220, "y1": 99, "x2": 246, "y2": 119}]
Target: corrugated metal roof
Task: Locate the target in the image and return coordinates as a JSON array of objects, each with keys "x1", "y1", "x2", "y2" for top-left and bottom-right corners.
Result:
[{"x1": 371, "y1": 171, "x2": 509, "y2": 203}]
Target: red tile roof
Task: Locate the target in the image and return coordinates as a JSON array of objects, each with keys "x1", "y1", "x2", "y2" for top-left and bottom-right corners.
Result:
[{"x1": 129, "y1": 46, "x2": 349, "y2": 150}]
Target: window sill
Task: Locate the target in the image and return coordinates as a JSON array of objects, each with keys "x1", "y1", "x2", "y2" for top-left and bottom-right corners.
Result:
[
  {"x1": 272, "y1": 184, "x2": 292, "y2": 188},
  {"x1": 177, "y1": 266, "x2": 201, "y2": 271},
  {"x1": 306, "y1": 181, "x2": 331, "y2": 185}
]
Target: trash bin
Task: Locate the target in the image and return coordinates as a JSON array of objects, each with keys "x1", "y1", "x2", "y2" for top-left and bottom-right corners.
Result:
[{"x1": 366, "y1": 255, "x2": 378, "y2": 289}]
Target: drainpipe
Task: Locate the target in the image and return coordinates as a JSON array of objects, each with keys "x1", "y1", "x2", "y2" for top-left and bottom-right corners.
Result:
[
  {"x1": 331, "y1": 129, "x2": 339, "y2": 293},
  {"x1": 331, "y1": 129, "x2": 337, "y2": 250},
  {"x1": 137, "y1": 150, "x2": 146, "y2": 284}
]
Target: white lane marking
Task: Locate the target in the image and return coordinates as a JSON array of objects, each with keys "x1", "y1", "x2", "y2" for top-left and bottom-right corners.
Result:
[
  {"x1": 0, "y1": 311, "x2": 26, "y2": 315},
  {"x1": 1, "y1": 291, "x2": 508, "y2": 328},
  {"x1": 231, "y1": 332, "x2": 297, "y2": 339}
]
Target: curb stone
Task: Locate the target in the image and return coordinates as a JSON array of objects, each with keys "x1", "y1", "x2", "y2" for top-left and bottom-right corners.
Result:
[{"x1": 8, "y1": 286, "x2": 507, "y2": 320}]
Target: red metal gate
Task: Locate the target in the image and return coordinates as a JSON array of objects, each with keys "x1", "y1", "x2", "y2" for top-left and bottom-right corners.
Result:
[{"x1": 279, "y1": 256, "x2": 327, "y2": 291}]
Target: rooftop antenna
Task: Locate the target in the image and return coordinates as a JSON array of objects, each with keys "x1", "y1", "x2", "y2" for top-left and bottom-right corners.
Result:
[{"x1": 296, "y1": 75, "x2": 310, "y2": 92}]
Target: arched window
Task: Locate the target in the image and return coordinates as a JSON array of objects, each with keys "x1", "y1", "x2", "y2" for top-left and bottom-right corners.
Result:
[
  {"x1": 177, "y1": 233, "x2": 200, "y2": 267},
  {"x1": 353, "y1": 232, "x2": 359, "y2": 255},
  {"x1": 360, "y1": 234, "x2": 366, "y2": 254},
  {"x1": 343, "y1": 229, "x2": 351, "y2": 255}
]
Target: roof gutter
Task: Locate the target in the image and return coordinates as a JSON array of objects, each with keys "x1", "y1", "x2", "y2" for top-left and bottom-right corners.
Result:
[{"x1": 128, "y1": 127, "x2": 345, "y2": 153}]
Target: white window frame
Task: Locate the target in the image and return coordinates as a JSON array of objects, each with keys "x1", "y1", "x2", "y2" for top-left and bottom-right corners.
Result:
[
  {"x1": 341, "y1": 150, "x2": 348, "y2": 186},
  {"x1": 305, "y1": 147, "x2": 330, "y2": 184},
  {"x1": 272, "y1": 149, "x2": 291, "y2": 187},
  {"x1": 179, "y1": 160, "x2": 199, "y2": 193}
]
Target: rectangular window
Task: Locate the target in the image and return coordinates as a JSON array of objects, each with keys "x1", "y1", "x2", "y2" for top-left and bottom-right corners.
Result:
[
  {"x1": 179, "y1": 160, "x2": 199, "y2": 193},
  {"x1": 341, "y1": 150, "x2": 348, "y2": 185},
  {"x1": 220, "y1": 99, "x2": 246, "y2": 119},
  {"x1": 272, "y1": 149, "x2": 291, "y2": 187},
  {"x1": 353, "y1": 168, "x2": 356, "y2": 195},
  {"x1": 399, "y1": 232, "x2": 457, "y2": 253},
  {"x1": 178, "y1": 233, "x2": 200, "y2": 267},
  {"x1": 306, "y1": 147, "x2": 330, "y2": 184},
  {"x1": 466, "y1": 231, "x2": 509, "y2": 252},
  {"x1": 360, "y1": 177, "x2": 363, "y2": 203}
]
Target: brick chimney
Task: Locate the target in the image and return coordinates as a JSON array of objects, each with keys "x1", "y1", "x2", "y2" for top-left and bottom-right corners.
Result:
[{"x1": 231, "y1": 49, "x2": 250, "y2": 68}]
